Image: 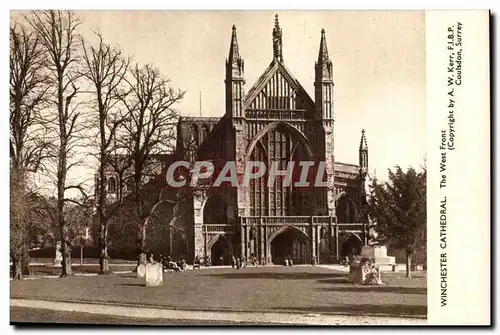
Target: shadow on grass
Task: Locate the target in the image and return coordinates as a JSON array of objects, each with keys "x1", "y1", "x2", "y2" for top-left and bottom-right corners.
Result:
[
  {"x1": 120, "y1": 273, "x2": 141, "y2": 278},
  {"x1": 202, "y1": 272, "x2": 346, "y2": 280},
  {"x1": 276, "y1": 303, "x2": 427, "y2": 317},
  {"x1": 116, "y1": 283, "x2": 145, "y2": 287},
  {"x1": 316, "y1": 277, "x2": 351, "y2": 284},
  {"x1": 317, "y1": 285, "x2": 427, "y2": 294}
]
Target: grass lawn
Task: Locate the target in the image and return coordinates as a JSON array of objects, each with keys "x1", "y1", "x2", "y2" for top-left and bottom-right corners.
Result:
[
  {"x1": 26, "y1": 265, "x2": 136, "y2": 277},
  {"x1": 28, "y1": 258, "x2": 137, "y2": 265},
  {"x1": 11, "y1": 266, "x2": 426, "y2": 317}
]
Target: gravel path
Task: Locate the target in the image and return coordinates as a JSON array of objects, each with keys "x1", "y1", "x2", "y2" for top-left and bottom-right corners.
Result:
[{"x1": 11, "y1": 298, "x2": 426, "y2": 326}]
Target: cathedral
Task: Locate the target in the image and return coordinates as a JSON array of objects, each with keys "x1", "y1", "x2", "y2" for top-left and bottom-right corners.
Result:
[
  {"x1": 173, "y1": 15, "x2": 371, "y2": 265},
  {"x1": 98, "y1": 15, "x2": 370, "y2": 265}
]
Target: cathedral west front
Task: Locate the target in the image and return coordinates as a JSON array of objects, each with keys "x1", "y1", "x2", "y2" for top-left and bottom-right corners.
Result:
[{"x1": 172, "y1": 14, "x2": 371, "y2": 265}]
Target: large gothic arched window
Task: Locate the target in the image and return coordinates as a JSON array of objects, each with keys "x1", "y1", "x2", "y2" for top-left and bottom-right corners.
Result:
[{"x1": 248, "y1": 123, "x2": 312, "y2": 217}]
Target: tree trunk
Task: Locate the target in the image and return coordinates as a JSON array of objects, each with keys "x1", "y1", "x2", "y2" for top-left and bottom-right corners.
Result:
[
  {"x1": 135, "y1": 219, "x2": 148, "y2": 271},
  {"x1": 405, "y1": 250, "x2": 412, "y2": 279},
  {"x1": 60, "y1": 237, "x2": 72, "y2": 277},
  {"x1": 99, "y1": 243, "x2": 109, "y2": 273},
  {"x1": 11, "y1": 255, "x2": 22, "y2": 281},
  {"x1": 21, "y1": 244, "x2": 30, "y2": 276},
  {"x1": 99, "y1": 222, "x2": 111, "y2": 274},
  {"x1": 99, "y1": 245, "x2": 110, "y2": 274}
]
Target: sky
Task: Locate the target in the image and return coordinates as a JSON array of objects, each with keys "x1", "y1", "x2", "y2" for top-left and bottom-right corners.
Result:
[{"x1": 13, "y1": 10, "x2": 426, "y2": 194}]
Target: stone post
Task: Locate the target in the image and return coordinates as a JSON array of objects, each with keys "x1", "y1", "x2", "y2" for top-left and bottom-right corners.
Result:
[
  {"x1": 193, "y1": 192, "x2": 205, "y2": 260},
  {"x1": 240, "y1": 221, "x2": 245, "y2": 260},
  {"x1": 245, "y1": 225, "x2": 250, "y2": 262},
  {"x1": 335, "y1": 225, "x2": 339, "y2": 261},
  {"x1": 260, "y1": 222, "x2": 265, "y2": 265},
  {"x1": 316, "y1": 225, "x2": 321, "y2": 264},
  {"x1": 311, "y1": 218, "x2": 316, "y2": 264}
]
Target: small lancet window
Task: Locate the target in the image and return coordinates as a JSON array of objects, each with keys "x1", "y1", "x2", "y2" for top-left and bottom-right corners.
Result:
[{"x1": 107, "y1": 177, "x2": 116, "y2": 193}]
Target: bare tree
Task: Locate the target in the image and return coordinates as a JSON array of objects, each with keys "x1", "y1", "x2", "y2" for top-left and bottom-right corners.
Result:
[
  {"x1": 80, "y1": 32, "x2": 129, "y2": 274},
  {"x1": 9, "y1": 21, "x2": 51, "y2": 279},
  {"x1": 27, "y1": 10, "x2": 83, "y2": 277},
  {"x1": 117, "y1": 63, "x2": 184, "y2": 266}
]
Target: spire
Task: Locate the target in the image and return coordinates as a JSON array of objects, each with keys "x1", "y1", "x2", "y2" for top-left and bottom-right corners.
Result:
[
  {"x1": 359, "y1": 129, "x2": 368, "y2": 151},
  {"x1": 228, "y1": 25, "x2": 240, "y2": 61},
  {"x1": 315, "y1": 28, "x2": 333, "y2": 87},
  {"x1": 226, "y1": 25, "x2": 244, "y2": 79},
  {"x1": 225, "y1": 24, "x2": 245, "y2": 119},
  {"x1": 359, "y1": 129, "x2": 368, "y2": 174},
  {"x1": 272, "y1": 14, "x2": 283, "y2": 62},
  {"x1": 318, "y1": 28, "x2": 330, "y2": 63}
]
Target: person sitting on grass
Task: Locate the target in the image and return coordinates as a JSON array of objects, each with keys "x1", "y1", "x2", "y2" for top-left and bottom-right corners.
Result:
[
  {"x1": 180, "y1": 258, "x2": 187, "y2": 271},
  {"x1": 359, "y1": 259, "x2": 384, "y2": 285},
  {"x1": 169, "y1": 261, "x2": 180, "y2": 272},
  {"x1": 368, "y1": 264, "x2": 384, "y2": 285}
]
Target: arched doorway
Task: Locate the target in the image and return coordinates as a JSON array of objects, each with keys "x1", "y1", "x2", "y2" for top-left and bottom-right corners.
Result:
[
  {"x1": 340, "y1": 233, "x2": 363, "y2": 259},
  {"x1": 270, "y1": 227, "x2": 310, "y2": 265},
  {"x1": 211, "y1": 235, "x2": 229, "y2": 266},
  {"x1": 336, "y1": 194, "x2": 359, "y2": 223}
]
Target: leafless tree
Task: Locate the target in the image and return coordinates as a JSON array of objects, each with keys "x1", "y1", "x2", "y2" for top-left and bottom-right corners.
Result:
[
  {"x1": 80, "y1": 32, "x2": 130, "y2": 274},
  {"x1": 27, "y1": 10, "x2": 84, "y2": 277},
  {"x1": 117, "y1": 63, "x2": 184, "y2": 266},
  {"x1": 9, "y1": 21, "x2": 51, "y2": 279}
]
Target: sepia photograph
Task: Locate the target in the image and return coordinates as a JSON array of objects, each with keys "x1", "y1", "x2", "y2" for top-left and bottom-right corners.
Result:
[{"x1": 10, "y1": 9, "x2": 487, "y2": 326}]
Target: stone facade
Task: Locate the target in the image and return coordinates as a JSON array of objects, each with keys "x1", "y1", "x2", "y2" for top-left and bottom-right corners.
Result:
[
  {"x1": 96, "y1": 15, "x2": 371, "y2": 264},
  {"x1": 176, "y1": 15, "x2": 370, "y2": 264}
]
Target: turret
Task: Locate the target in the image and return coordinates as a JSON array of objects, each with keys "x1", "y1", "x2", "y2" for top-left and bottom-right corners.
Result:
[
  {"x1": 359, "y1": 129, "x2": 368, "y2": 175},
  {"x1": 314, "y1": 29, "x2": 334, "y2": 123},
  {"x1": 225, "y1": 25, "x2": 245, "y2": 119}
]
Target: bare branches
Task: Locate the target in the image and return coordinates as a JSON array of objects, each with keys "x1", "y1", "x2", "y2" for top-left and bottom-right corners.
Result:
[
  {"x1": 118, "y1": 63, "x2": 184, "y2": 187},
  {"x1": 10, "y1": 21, "x2": 51, "y2": 175},
  {"x1": 113, "y1": 62, "x2": 184, "y2": 262},
  {"x1": 80, "y1": 31, "x2": 131, "y2": 274}
]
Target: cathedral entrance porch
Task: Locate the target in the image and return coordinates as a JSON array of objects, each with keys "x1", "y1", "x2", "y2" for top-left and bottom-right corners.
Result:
[
  {"x1": 270, "y1": 227, "x2": 310, "y2": 265},
  {"x1": 233, "y1": 216, "x2": 369, "y2": 265}
]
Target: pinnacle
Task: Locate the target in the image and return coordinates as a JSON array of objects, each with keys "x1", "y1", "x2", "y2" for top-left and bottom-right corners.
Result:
[
  {"x1": 360, "y1": 129, "x2": 368, "y2": 150},
  {"x1": 228, "y1": 24, "x2": 240, "y2": 61},
  {"x1": 318, "y1": 29, "x2": 330, "y2": 63}
]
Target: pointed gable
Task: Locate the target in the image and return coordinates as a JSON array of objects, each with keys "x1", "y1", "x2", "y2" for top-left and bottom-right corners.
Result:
[{"x1": 244, "y1": 60, "x2": 315, "y2": 114}]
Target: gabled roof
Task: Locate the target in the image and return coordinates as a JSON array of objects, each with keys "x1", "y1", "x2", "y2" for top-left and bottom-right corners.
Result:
[{"x1": 243, "y1": 59, "x2": 315, "y2": 111}]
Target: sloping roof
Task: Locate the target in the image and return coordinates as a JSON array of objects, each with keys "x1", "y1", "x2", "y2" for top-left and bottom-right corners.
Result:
[
  {"x1": 334, "y1": 161, "x2": 360, "y2": 175},
  {"x1": 178, "y1": 116, "x2": 221, "y2": 125},
  {"x1": 244, "y1": 59, "x2": 315, "y2": 110}
]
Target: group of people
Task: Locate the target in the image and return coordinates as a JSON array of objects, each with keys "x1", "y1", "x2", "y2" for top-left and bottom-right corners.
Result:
[
  {"x1": 148, "y1": 253, "x2": 188, "y2": 272},
  {"x1": 284, "y1": 256, "x2": 294, "y2": 267},
  {"x1": 231, "y1": 255, "x2": 246, "y2": 269},
  {"x1": 360, "y1": 258, "x2": 383, "y2": 285}
]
